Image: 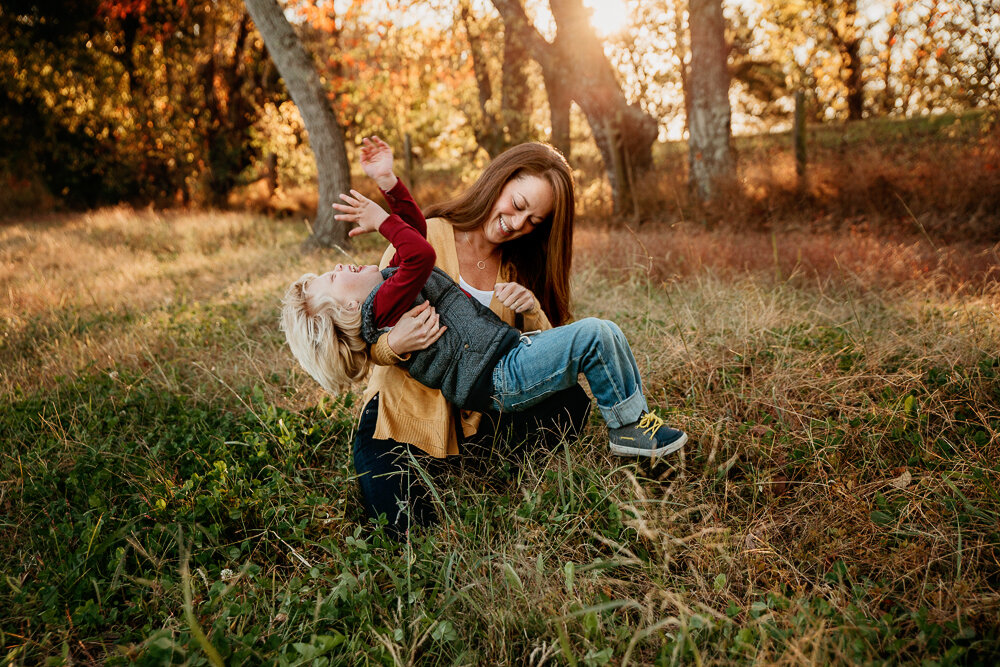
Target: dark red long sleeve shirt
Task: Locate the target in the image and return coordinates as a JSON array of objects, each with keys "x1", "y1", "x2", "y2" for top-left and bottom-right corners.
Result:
[{"x1": 370, "y1": 179, "x2": 436, "y2": 329}]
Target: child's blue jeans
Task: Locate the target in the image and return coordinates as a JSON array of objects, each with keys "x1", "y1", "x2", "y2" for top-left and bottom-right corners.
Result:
[{"x1": 491, "y1": 318, "x2": 649, "y2": 429}]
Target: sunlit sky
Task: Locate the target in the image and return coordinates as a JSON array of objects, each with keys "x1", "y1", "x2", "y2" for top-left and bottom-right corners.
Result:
[
  {"x1": 582, "y1": 0, "x2": 630, "y2": 37},
  {"x1": 324, "y1": 0, "x2": 631, "y2": 36}
]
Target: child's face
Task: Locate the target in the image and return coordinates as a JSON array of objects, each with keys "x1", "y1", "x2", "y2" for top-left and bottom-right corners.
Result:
[{"x1": 306, "y1": 263, "x2": 383, "y2": 310}]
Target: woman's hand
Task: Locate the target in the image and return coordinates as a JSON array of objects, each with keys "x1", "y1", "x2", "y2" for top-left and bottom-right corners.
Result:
[
  {"x1": 359, "y1": 136, "x2": 398, "y2": 191},
  {"x1": 494, "y1": 282, "x2": 539, "y2": 314},
  {"x1": 332, "y1": 190, "x2": 389, "y2": 238},
  {"x1": 387, "y1": 301, "x2": 446, "y2": 355}
]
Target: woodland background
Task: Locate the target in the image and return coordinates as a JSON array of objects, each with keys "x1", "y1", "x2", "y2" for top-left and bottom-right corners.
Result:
[
  {"x1": 2, "y1": 1, "x2": 1000, "y2": 665},
  {"x1": 2, "y1": 0, "x2": 999, "y2": 238}
]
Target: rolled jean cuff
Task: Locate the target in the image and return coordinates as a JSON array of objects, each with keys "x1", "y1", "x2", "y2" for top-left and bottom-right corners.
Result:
[{"x1": 597, "y1": 387, "x2": 648, "y2": 429}]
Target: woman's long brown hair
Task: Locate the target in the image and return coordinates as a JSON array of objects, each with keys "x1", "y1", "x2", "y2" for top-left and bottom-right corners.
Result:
[{"x1": 423, "y1": 143, "x2": 575, "y2": 326}]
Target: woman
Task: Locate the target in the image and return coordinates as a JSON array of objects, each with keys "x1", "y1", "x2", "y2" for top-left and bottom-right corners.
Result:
[{"x1": 354, "y1": 141, "x2": 591, "y2": 537}]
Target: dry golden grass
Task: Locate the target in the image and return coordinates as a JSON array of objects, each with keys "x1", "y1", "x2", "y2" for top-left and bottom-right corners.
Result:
[
  {"x1": 4, "y1": 205, "x2": 996, "y2": 400},
  {"x1": 0, "y1": 206, "x2": 385, "y2": 405},
  {"x1": 429, "y1": 224, "x2": 1000, "y2": 663},
  {"x1": 573, "y1": 111, "x2": 1000, "y2": 246}
]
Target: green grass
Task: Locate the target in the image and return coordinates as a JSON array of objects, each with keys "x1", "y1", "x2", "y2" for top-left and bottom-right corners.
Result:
[
  {"x1": 2, "y1": 198, "x2": 1000, "y2": 663},
  {"x1": 4, "y1": 288, "x2": 1000, "y2": 663},
  {"x1": 3, "y1": 355, "x2": 999, "y2": 663}
]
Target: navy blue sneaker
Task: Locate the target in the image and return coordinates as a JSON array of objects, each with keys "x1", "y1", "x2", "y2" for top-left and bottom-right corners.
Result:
[{"x1": 609, "y1": 412, "x2": 687, "y2": 458}]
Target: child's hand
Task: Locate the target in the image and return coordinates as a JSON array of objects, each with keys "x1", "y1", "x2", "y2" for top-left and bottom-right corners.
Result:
[
  {"x1": 332, "y1": 190, "x2": 389, "y2": 237},
  {"x1": 359, "y1": 136, "x2": 397, "y2": 191},
  {"x1": 494, "y1": 282, "x2": 539, "y2": 314}
]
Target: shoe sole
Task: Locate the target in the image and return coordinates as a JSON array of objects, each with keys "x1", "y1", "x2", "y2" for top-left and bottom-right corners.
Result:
[{"x1": 610, "y1": 432, "x2": 688, "y2": 458}]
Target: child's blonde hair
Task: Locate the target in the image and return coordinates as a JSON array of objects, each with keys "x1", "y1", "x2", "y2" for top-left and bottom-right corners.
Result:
[{"x1": 280, "y1": 274, "x2": 370, "y2": 392}]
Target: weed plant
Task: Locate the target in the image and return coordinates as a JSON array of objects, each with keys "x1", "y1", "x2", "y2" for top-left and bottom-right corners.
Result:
[{"x1": 2, "y1": 197, "x2": 999, "y2": 663}]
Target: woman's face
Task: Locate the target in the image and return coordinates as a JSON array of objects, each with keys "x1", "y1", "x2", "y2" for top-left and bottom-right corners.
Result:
[{"x1": 481, "y1": 174, "x2": 554, "y2": 246}]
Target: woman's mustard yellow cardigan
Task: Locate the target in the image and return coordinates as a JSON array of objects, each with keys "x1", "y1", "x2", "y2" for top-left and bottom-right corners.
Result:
[{"x1": 361, "y1": 217, "x2": 553, "y2": 458}]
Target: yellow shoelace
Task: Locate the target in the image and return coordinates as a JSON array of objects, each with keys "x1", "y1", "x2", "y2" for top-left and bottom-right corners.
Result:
[{"x1": 637, "y1": 412, "x2": 665, "y2": 436}]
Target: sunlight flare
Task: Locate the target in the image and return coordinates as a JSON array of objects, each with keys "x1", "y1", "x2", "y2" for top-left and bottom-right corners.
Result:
[{"x1": 583, "y1": 0, "x2": 629, "y2": 36}]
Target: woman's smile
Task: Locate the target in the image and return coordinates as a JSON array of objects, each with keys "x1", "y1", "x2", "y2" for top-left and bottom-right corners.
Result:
[
  {"x1": 483, "y1": 174, "x2": 554, "y2": 246},
  {"x1": 498, "y1": 215, "x2": 513, "y2": 235}
]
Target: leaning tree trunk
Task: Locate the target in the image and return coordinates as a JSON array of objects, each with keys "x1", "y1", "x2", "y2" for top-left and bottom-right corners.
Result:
[
  {"x1": 541, "y1": 64, "x2": 572, "y2": 159},
  {"x1": 492, "y1": 0, "x2": 659, "y2": 218},
  {"x1": 687, "y1": 0, "x2": 735, "y2": 201},
  {"x1": 244, "y1": 0, "x2": 350, "y2": 249},
  {"x1": 548, "y1": 0, "x2": 657, "y2": 218}
]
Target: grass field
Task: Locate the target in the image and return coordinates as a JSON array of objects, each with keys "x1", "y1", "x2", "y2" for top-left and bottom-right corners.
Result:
[{"x1": 2, "y1": 195, "x2": 998, "y2": 665}]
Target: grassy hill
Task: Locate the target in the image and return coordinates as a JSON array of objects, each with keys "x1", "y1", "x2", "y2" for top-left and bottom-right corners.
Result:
[{"x1": 2, "y1": 167, "x2": 999, "y2": 662}]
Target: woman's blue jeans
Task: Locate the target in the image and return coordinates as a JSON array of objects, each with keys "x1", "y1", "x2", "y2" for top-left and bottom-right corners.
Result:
[{"x1": 491, "y1": 318, "x2": 649, "y2": 429}]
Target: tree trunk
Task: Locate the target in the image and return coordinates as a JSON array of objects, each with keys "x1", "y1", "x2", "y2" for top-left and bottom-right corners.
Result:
[
  {"x1": 460, "y1": 1, "x2": 504, "y2": 157},
  {"x1": 541, "y1": 64, "x2": 571, "y2": 159},
  {"x1": 244, "y1": 0, "x2": 350, "y2": 249},
  {"x1": 824, "y1": 0, "x2": 863, "y2": 120},
  {"x1": 837, "y1": 0, "x2": 863, "y2": 120},
  {"x1": 880, "y1": 4, "x2": 898, "y2": 114},
  {"x1": 843, "y1": 37, "x2": 864, "y2": 120},
  {"x1": 687, "y1": 0, "x2": 735, "y2": 201},
  {"x1": 501, "y1": 16, "x2": 532, "y2": 146},
  {"x1": 491, "y1": 0, "x2": 658, "y2": 217},
  {"x1": 203, "y1": 12, "x2": 261, "y2": 204},
  {"x1": 461, "y1": 0, "x2": 533, "y2": 157}
]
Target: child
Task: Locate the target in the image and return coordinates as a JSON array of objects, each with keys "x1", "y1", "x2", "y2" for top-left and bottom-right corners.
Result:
[{"x1": 282, "y1": 139, "x2": 687, "y2": 458}]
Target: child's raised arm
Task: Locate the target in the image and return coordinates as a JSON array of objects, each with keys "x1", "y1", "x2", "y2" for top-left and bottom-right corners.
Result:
[
  {"x1": 359, "y1": 136, "x2": 426, "y2": 239},
  {"x1": 331, "y1": 188, "x2": 435, "y2": 330},
  {"x1": 359, "y1": 136, "x2": 398, "y2": 192}
]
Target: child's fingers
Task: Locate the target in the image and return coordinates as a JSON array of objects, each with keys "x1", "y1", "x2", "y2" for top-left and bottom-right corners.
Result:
[
  {"x1": 331, "y1": 202, "x2": 357, "y2": 213},
  {"x1": 338, "y1": 192, "x2": 360, "y2": 205}
]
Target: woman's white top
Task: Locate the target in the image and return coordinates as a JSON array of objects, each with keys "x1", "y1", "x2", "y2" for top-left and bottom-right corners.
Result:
[{"x1": 458, "y1": 275, "x2": 494, "y2": 308}]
